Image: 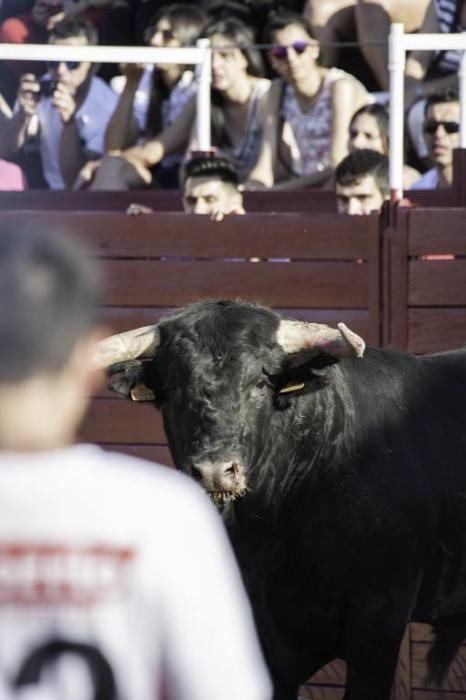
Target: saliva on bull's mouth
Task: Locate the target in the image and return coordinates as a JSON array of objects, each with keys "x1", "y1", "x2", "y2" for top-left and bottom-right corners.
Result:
[{"x1": 208, "y1": 487, "x2": 248, "y2": 507}]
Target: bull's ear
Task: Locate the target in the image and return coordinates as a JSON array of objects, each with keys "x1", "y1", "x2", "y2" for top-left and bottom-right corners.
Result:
[{"x1": 107, "y1": 360, "x2": 156, "y2": 402}]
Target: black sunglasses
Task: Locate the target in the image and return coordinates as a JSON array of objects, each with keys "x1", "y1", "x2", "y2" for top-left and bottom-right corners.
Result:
[
  {"x1": 424, "y1": 119, "x2": 460, "y2": 134},
  {"x1": 47, "y1": 60, "x2": 80, "y2": 71},
  {"x1": 269, "y1": 41, "x2": 310, "y2": 60}
]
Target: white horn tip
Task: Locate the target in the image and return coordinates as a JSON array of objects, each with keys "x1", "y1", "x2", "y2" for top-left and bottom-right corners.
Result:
[{"x1": 337, "y1": 322, "x2": 365, "y2": 358}]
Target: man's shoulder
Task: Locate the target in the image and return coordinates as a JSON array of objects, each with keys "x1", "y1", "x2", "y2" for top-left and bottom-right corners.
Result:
[{"x1": 409, "y1": 167, "x2": 439, "y2": 190}]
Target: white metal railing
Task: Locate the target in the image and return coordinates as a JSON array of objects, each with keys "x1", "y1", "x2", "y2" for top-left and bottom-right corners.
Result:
[
  {"x1": 389, "y1": 23, "x2": 466, "y2": 201},
  {"x1": 0, "y1": 40, "x2": 212, "y2": 150}
]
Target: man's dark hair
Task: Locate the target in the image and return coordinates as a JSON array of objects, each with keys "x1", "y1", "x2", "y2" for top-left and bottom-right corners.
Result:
[
  {"x1": 0, "y1": 229, "x2": 101, "y2": 382},
  {"x1": 425, "y1": 87, "x2": 459, "y2": 117},
  {"x1": 183, "y1": 155, "x2": 240, "y2": 187},
  {"x1": 335, "y1": 149, "x2": 389, "y2": 196},
  {"x1": 49, "y1": 17, "x2": 98, "y2": 46}
]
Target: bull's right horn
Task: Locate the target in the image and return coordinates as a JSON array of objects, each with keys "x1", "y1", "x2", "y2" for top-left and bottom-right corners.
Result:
[
  {"x1": 93, "y1": 325, "x2": 160, "y2": 369},
  {"x1": 276, "y1": 320, "x2": 365, "y2": 358}
]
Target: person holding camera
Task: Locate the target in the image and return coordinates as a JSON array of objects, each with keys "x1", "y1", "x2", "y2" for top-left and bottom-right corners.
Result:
[{"x1": 3, "y1": 15, "x2": 118, "y2": 189}]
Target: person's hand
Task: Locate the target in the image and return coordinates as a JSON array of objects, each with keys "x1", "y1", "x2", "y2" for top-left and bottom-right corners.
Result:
[
  {"x1": 17, "y1": 74, "x2": 41, "y2": 117},
  {"x1": 73, "y1": 159, "x2": 101, "y2": 190},
  {"x1": 32, "y1": 0, "x2": 65, "y2": 30},
  {"x1": 126, "y1": 203, "x2": 154, "y2": 216},
  {"x1": 210, "y1": 202, "x2": 245, "y2": 222},
  {"x1": 119, "y1": 63, "x2": 145, "y2": 84},
  {"x1": 52, "y1": 81, "x2": 77, "y2": 123},
  {"x1": 121, "y1": 148, "x2": 153, "y2": 185}
]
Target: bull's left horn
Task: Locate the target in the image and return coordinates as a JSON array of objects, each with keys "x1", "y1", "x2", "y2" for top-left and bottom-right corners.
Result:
[
  {"x1": 93, "y1": 325, "x2": 160, "y2": 369},
  {"x1": 276, "y1": 320, "x2": 365, "y2": 358}
]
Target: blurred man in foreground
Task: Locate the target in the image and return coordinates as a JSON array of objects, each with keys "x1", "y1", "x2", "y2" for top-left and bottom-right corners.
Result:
[
  {"x1": 335, "y1": 148, "x2": 389, "y2": 215},
  {"x1": 0, "y1": 227, "x2": 271, "y2": 700}
]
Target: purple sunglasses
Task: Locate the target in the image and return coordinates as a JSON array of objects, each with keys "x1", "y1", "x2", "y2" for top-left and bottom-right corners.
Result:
[{"x1": 269, "y1": 41, "x2": 310, "y2": 60}]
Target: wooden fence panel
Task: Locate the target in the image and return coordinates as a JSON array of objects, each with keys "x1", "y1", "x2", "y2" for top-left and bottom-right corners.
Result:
[{"x1": 386, "y1": 207, "x2": 466, "y2": 354}]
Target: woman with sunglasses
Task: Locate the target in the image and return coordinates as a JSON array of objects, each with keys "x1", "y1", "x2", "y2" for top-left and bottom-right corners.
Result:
[
  {"x1": 188, "y1": 18, "x2": 270, "y2": 182},
  {"x1": 247, "y1": 11, "x2": 368, "y2": 191},
  {"x1": 347, "y1": 103, "x2": 420, "y2": 189}
]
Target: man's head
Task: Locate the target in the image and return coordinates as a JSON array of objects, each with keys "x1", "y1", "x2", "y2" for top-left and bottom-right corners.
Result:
[
  {"x1": 182, "y1": 155, "x2": 244, "y2": 218},
  {"x1": 46, "y1": 18, "x2": 98, "y2": 93},
  {"x1": 0, "y1": 228, "x2": 103, "y2": 450},
  {"x1": 424, "y1": 88, "x2": 460, "y2": 175},
  {"x1": 335, "y1": 149, "x2": 389, "y2": 215}
]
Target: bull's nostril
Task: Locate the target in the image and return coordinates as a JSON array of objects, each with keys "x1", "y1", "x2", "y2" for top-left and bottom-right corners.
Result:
[
  {"x1": 225, "y1": 464, "x2": 236, "y2": 476},
  {"x1": 191, "y1": 465, "x2": 203, "y2": 481}
]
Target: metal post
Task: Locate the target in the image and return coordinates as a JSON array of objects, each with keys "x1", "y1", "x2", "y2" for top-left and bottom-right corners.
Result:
[
  {"x1": 388, "y1": 23, "x2": 406, "y2": 203},
  {"x1": 459, "y1": 50, "x2": 466, "y2": 148},
  {"x1": 195, "y1": 38, "x2": 212, "y2": 152}
]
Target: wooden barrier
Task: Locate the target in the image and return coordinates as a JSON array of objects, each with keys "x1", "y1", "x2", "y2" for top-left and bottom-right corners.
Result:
[{"x1": 385, "y1": 207, "x2": 466, "y2": 353}]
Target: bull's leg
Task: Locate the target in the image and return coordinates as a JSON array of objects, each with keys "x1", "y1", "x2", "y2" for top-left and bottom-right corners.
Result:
[{"x1": 343, "y1": 592, "x2": 414, "y2": 700}]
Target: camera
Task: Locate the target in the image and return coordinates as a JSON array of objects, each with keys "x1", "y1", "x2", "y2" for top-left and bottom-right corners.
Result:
[{"x1": 39, "y1": 77, "x2": 58, "y2": 98}]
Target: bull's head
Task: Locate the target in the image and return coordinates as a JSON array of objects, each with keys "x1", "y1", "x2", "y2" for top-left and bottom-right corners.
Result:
[{"x1": 95, "y1": 301, "x2": 365, "y2": 507}]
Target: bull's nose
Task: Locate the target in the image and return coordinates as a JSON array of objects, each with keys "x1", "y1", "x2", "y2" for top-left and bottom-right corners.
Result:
[{"x1": 189, "y1": 460, "x2": 244, "y2": 491}]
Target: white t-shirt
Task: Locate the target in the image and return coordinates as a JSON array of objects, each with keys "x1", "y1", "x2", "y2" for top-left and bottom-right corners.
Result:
[
  {"x1": 409, "y1": 167, "x2": 440, "y2": 190},
  {"x1": 37, "y1": 76, "x2": 119, "y2": 190},
  {"x1": 0, "y1": 444, "x2": 271, "y2": 700}
]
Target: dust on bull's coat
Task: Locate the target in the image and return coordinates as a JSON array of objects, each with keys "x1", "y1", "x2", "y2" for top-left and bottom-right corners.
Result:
[{"x1": 99, "y1": 299, "x2": 466, "y2": 700}]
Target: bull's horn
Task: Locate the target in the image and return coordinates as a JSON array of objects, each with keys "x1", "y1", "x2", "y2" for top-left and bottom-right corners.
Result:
[
  {"x1": 93, "y1": 325, "x2": 160, "y2": 369},
  {"x1": 276, "y1": 320, "x2": 365, "y2": 358}
]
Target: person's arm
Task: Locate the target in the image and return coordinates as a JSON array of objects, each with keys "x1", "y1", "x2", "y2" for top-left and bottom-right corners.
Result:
[
  {"x1": 157, "y1": 480, "x2": 272, "y2": 700},
  {"x1": 120, "y1": 96, "x2": 196, "y2": 169},
  {"x1": 0, "y1": 74, "x2": 40, "y2": 159},
  {"x1": 329, "y1": 76, "x2": 367, "y2": 168},
  {"x1": 404, "y1": 0, "x2": 453, "y2": 109},
  {"x1": 53, "y1": 81, "x2": 91, "y2": 188},
  {"x1": 104, "y1": 67, "x2": 144, "y2": 151},
  {"x1": 246, "y1": 82, "x2": 281, "y2": 188}
]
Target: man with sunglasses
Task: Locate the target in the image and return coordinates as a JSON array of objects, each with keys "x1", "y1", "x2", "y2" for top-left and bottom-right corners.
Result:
[
  {"x1": 9, "y1": 16, "x2": 117, "y2": 189},
  {"x1": 411, "y1": 88, "x2": 460, "y2": 190}
]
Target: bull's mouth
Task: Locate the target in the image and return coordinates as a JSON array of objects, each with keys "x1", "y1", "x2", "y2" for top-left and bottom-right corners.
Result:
[{"x1": 208, "y1": 488, "x2": 247, "y2": 506}]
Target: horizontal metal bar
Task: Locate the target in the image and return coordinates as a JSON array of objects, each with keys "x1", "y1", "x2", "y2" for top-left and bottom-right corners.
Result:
[
  {"x1": 0, "y1": 43, "x2": 205, "y2": 64},
  {"x1": 398, "y1": 32, "x2": 466, "y2": 52}
]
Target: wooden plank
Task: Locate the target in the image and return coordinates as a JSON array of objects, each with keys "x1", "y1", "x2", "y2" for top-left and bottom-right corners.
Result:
[
  {"x1": 79, "y1": 398, "x2": 165, "y2": 444},
  {"x1": 411, "y1": 624, "x2": 434, "y2": 643},
  {"x1": 0, "y1": 189, "x2": 337, "y2": 213},
  {"x1": 101, "y1": 444, "x2": 174, "y2": 467},
  {"x1": 393, "y1": 626, "x2": 412, "y2": 700},
  {"x1": 408, "y1": 209, "x2": 466, "y2": 256},
  {"x1": 103, "y1": 260, "x2": 370, "y2": 308},
  {"x1": 406, "y1": 190, "x2": 457, "y2": 208},
  {"x1": 412, "y1": 692, "x2": 466, "y2": 699},
  {"x1": 0, "y1": 212, "x2": 374, "y2": 260},
  {"x1": 409, "y1": 260, "x2": 466, "y2": 306},
  {"x1": 100, "y1": 306, "x2": 372, "y2": 339},
  {"x1": 388, "y1": 209, "x2": 409, "y2": 349},
  {"x1": 408, "y1": 309, "x2": 466, "y2": 354},
  {"x1": 298, "y1": 687, "x2": 344, "y2": 700},
  {"x1": 412, "y1": 642, "x2": 466, "y2": 692},
  {"x1": 310, "y1": 660, "x2": 346, "y2": 686}
]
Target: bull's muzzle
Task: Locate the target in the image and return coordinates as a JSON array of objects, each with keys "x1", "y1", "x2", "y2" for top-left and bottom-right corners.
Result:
[{"x1": 189, "y1": 459, "x2": 247, "y2": 505}]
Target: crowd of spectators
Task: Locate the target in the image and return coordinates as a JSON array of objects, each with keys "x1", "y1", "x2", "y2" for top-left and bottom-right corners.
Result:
[{"x1": 0, "y1": 0, "x2": 463, "y2": 200}]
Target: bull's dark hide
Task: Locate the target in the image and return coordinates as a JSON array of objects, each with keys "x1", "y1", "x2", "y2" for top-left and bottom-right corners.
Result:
[{"x1": 108, "y1": 300, "x2": 466, "y2": 700}]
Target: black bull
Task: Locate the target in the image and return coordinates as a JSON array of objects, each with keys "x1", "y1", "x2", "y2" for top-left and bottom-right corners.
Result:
[{"x1": 100, "y1": 300, "x2": 466, "y2": 700}]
